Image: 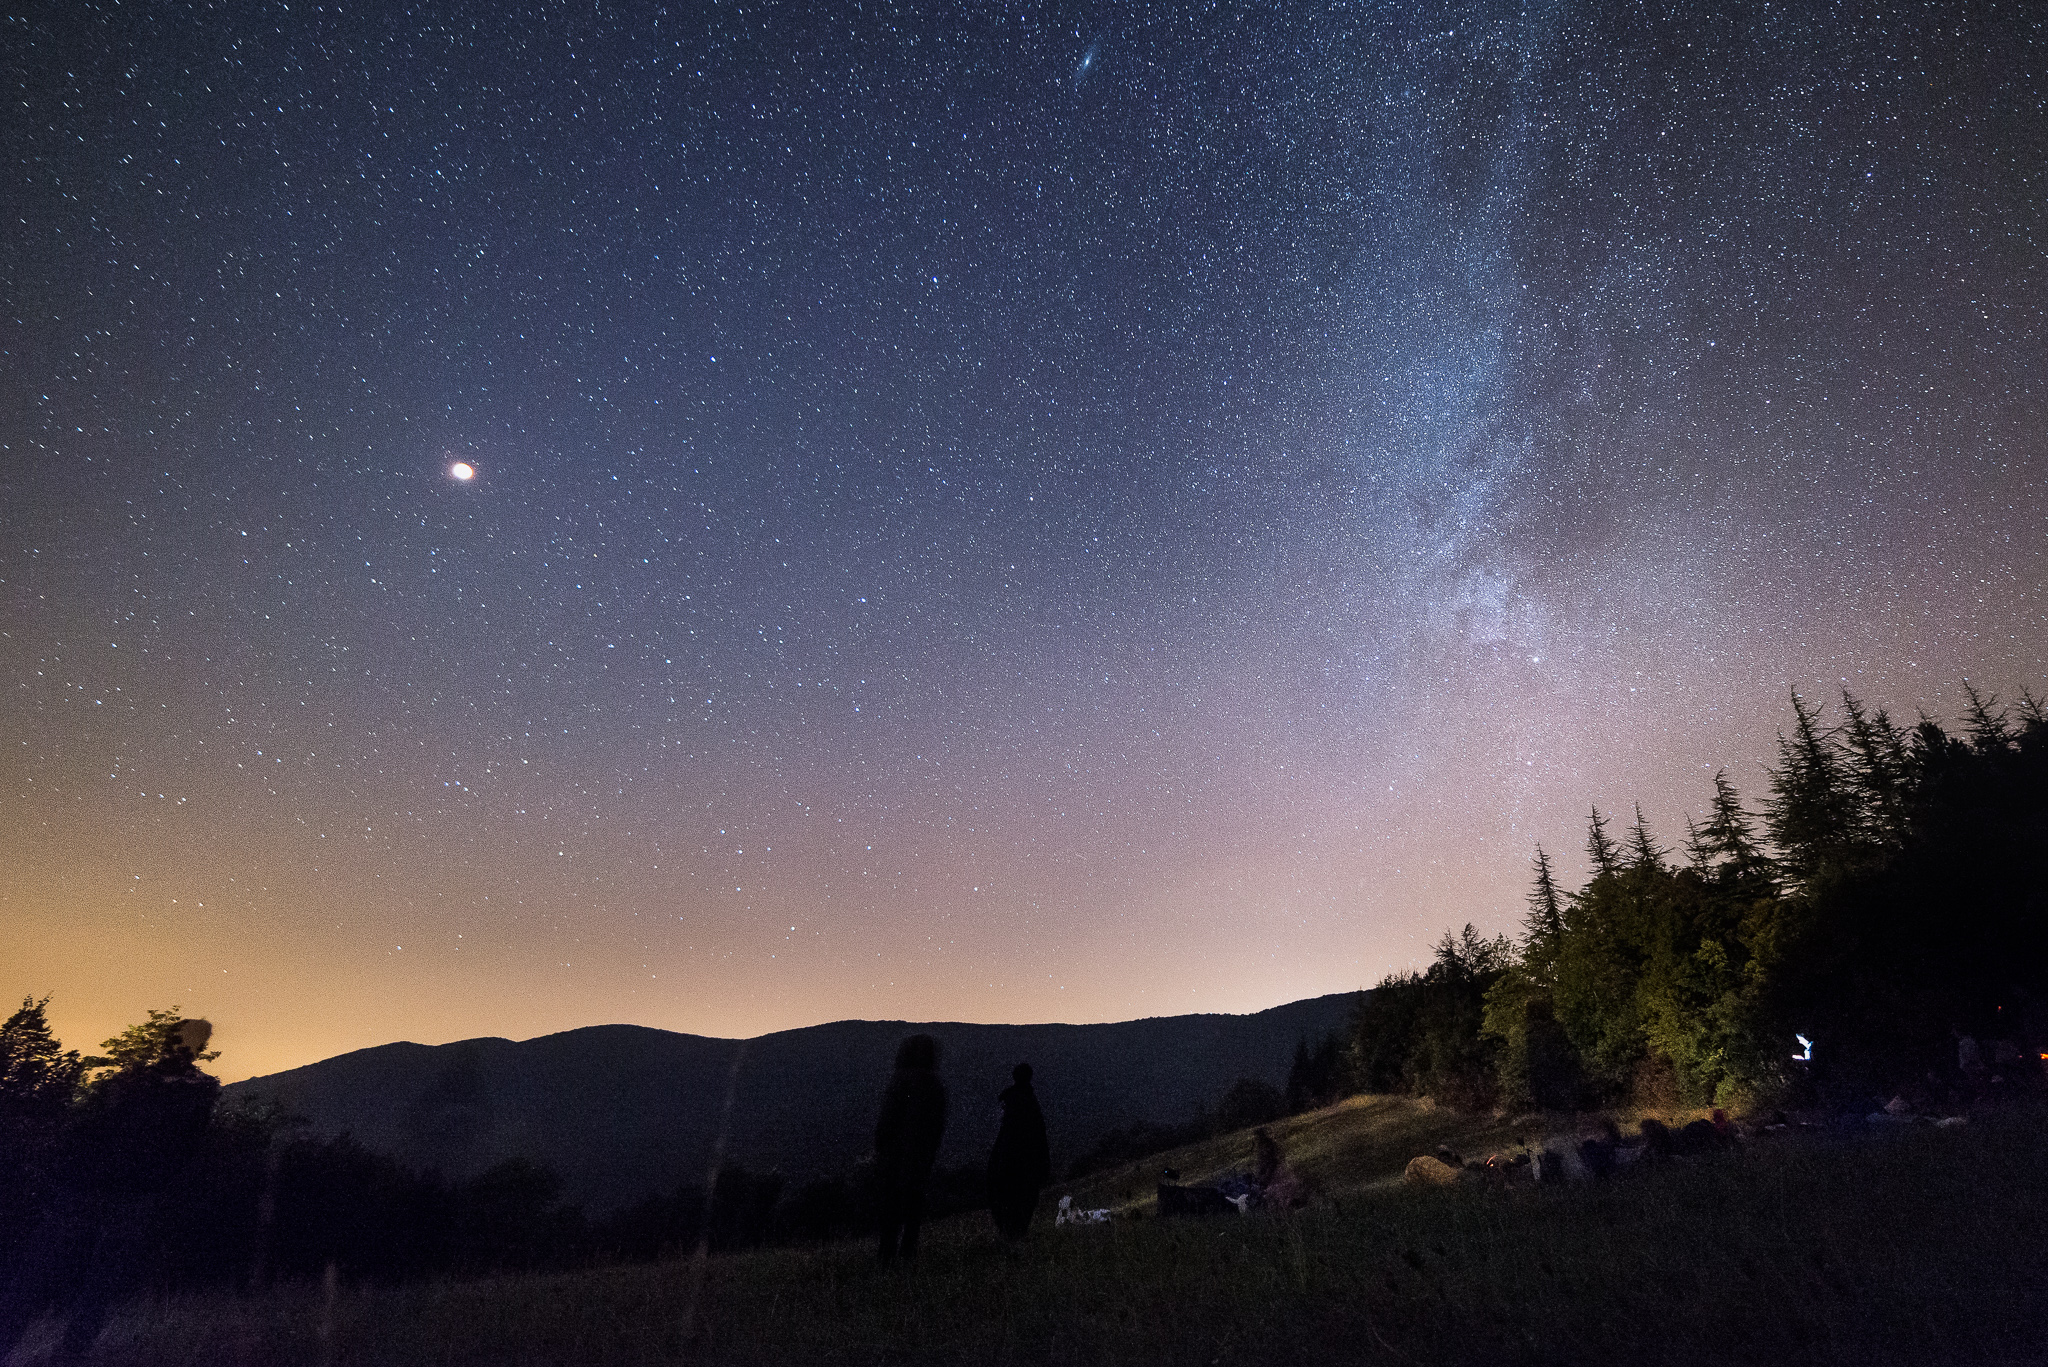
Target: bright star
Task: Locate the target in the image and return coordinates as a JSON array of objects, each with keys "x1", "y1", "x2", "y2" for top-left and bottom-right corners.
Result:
[{"x1": 449, "y1": 461, "x2": 475, "y2": 481}]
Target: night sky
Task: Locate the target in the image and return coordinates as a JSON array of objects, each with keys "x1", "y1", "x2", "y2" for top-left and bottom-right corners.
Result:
[{"x1": 6, "y1": 1, "x2": 2044, "y2": 1082}]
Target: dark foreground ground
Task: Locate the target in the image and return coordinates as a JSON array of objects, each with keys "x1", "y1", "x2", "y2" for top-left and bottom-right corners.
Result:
[{"x1": 15, "y1": 1109, "x2": 2048, "y2": 1367}]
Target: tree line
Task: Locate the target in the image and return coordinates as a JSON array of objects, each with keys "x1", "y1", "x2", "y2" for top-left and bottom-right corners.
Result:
[
  {"x1": 1346, "y1": 685, "x2": 2048, "y2": 1113},
  {"x1": 0, "y1": 999, "x2": 1292, "y2": 1344}
]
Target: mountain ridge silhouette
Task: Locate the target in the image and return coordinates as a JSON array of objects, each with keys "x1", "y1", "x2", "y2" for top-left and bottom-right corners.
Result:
[{"x1": 226, "y1": 993, "x2": 1359, "y2": 1212}]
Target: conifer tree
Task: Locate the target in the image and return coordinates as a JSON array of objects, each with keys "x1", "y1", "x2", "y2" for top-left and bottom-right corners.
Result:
[
  {"x1": 1427, "y1": 924, "x2": 1513, "y2": 983},
  {"x1": 1522, "y1": 845, "x2": 1565, "y2": 970},
  {"x1": 1483, "y1": 846, "x2": 1585, "y2": 1110},
  {"x1": 1692, "y1": 770, "x2": 1770, "y2": 883},
  {"x1": 1626, "y1": 803, "x2": 1665, "y2": 873},
  {"x1": 2017, "y1": 689, "x2": 2048, "y2": 747},
  {"x1": 1765, "y1": 690, "x2": 1864, "y2": 884},
  {"x1": 1911, "y1": 713, "x2": 1969, "y2": 772},
  {"x1": 1959, "y1": 681, "x2": 2013, "y2": 755},
  {"x1": 1682, "y1": 816, "x2": 1714, "y2": 874},
  {"x1": 1839, "y1": 691, "x2": 1911, "y2": 846},
  {"x1": 1584, "y1": 807, "x2": 1621, "y2": 878}
]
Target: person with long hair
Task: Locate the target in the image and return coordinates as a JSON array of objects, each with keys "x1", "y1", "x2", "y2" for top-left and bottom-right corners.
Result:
[{"x1": 873, "y1": 1034, "x2": 947, "y2": 1263}]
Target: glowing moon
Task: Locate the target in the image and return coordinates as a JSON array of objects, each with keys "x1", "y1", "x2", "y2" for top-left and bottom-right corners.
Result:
[{"x1": 449, "y1": 461, "x2": 475, "y2": 481}]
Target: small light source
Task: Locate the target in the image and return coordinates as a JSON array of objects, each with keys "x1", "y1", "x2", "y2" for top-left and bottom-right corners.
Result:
[{"x1": 450, "y1": 461, "x2": 475, "y2": 481}]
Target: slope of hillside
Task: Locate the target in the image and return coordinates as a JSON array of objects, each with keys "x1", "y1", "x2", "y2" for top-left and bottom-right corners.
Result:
[
  {"x1": 224, "y1": 994, "x2": 1358, "y2": 1212},
  {"x1": 1054, "y1": 1092, "x2": 1537, "y2": 1215}
]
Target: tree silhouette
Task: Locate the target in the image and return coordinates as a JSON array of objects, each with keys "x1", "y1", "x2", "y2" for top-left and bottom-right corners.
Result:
[
  {"x1": 0, "y1": 998, "x2": 87, "y2": 1356},
  {"x1": 1959, "y1": 681, "x2": 2013, "y2": 755},
  {"x1": 1584, "y1": 807, "x2": 1621, "y2": 879},
  {"x1": 0, "y1": 997, "x2": 84, "y2": 1125},
  {"x1": 1690, "y1": 771, "x2": 1773, "y2": 886},
  {"x1": 1285, "y1": 1034, "x2": 1344, "y2": 1114},
  {"x1": 1839, "y1": 692, "x2": 1911, "y2": 847},
  {"x1": 1520, "y1": 845, "x2": 1565, "y2": 984},
  {"x1": 1766, "y1": 691, "x2": 1865, "y2": 884},
  {"x1": 2017, "y1": 689, "x2": 2048, "y2": 742},
  {"x1": 1626, "y1": 804, "x2": 1666, "y2": 873}
]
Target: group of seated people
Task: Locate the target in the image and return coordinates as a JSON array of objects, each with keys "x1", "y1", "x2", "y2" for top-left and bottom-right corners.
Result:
[{"x1": 1156, "y1": 1127, "x2": 1307, "y2": 1215}]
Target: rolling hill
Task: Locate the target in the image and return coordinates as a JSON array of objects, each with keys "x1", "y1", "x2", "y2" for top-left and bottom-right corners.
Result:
[{"x1": 224, "y1": 993, "x2": 1357, "y2": 1212}]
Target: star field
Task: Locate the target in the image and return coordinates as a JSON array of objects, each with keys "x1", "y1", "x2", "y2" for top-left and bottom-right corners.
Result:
[{"x1": 5, "y1": 1, "x2": 2044, "y2": 1079}]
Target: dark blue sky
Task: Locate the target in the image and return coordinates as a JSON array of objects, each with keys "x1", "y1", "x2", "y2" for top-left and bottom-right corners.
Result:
[{"x1": 6, "y1": 0, "x2": 2044, "y2": 1078}]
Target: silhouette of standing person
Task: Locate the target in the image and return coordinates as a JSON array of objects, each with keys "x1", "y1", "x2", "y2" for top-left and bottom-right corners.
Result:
[
  {"x1": 986, "y1": 1062, "x2": 1051, "y2": 1240},
  {"x1": 873, "y1": 1033, "x2": 947, "y2": 1264}
]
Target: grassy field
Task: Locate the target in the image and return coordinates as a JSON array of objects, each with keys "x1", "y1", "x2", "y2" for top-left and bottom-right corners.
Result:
[
  {"x1": 24, "y1": 1100, "x2": 2048, "y2": 1367},
  {"x1": 1057, "y1": 1092, "x2": 1536, "y2": 1213}
]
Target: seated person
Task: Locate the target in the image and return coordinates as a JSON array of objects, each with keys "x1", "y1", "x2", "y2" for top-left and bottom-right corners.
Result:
[{"x1": 1251, "y1": 1127, "x2": 1306, "y2": 1209}]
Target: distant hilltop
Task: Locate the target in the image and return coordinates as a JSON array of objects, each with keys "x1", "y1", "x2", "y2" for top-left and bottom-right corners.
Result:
[{"x1": 225, "y1": 993, "x2": 1358, "y2": 1213}]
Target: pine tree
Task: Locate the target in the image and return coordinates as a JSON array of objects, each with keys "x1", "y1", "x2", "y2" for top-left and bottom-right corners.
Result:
[
  {"x1": 1585, "y1": 807, "x2": 1621, "y2": 879},
  {"x1": 1682, "y1": 816, "x2": 1715, "y2": 874},
  {"x1": 1626, "y1": 803, "x2": 1666, "y2": 873},
  {"x1": 2017, "y1": 689, "x2": 2048, "y2": 747},
  {"x1": 1839, "y1": 691, "x2": 1911, "y2": 846},
  {"x1": 1960, "y1": 681, "x2": 2013, "y2": 755},
  {"x1": 1695, "y1": 770, "x2": 1770, "y2": 883},
  {"x1": 1765, "y1": 690, "x2": 1864, "y2": 884},
  {"x1": 1428, "y1": 925, "x2": 1514, "y2": 984},
  {"x1": 1522, "y1": 845, "x2": 1565, "y2": 963}
]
